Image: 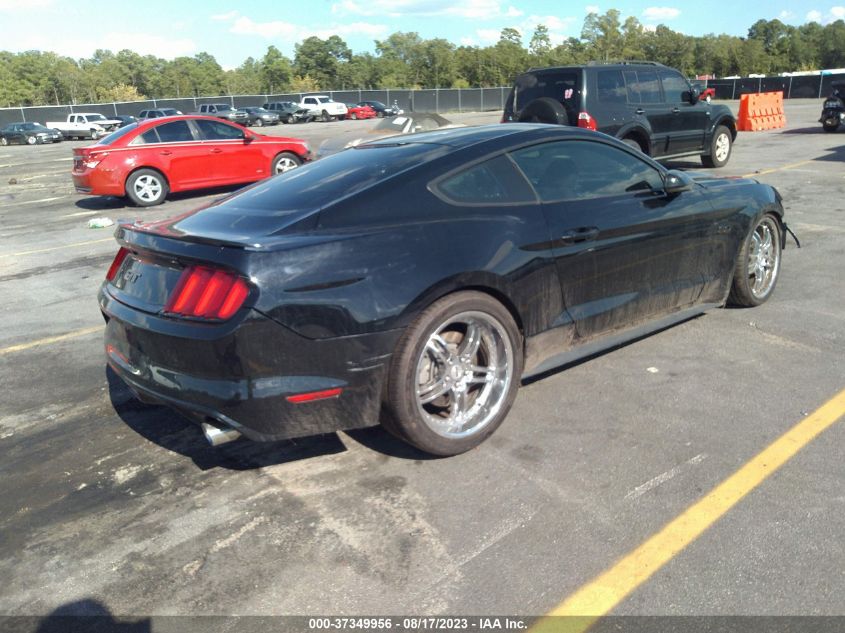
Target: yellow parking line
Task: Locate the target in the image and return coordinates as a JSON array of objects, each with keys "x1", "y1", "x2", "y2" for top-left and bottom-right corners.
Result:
[
  {"x1": 742, "y1": 159, "x2": 813, "y2": 178},
  {"x1": 0, "y1": 325, "x2": 102, "y2": 356},
  {"x1": 533, "y1": 386, "x2": 845, "y2": 633},
  {"x1": 0, "y1": 238, "x2": 113, "y2": 258}
]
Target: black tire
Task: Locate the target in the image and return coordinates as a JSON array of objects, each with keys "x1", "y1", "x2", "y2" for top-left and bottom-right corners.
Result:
[
  {"x1": 271, "y1": 151, "x2": 302, "y2": 175},
  {"x1": 377, "y1": 111, "x2": 385, "y2": 118},
  {"x1": 383, "y1": 291, "x2": 523, "y2": 456},
  {"x1": 26, "y1": 135, "x2": 37, "y2": 145},
  {"x1": 255, "y1": 118, "x2": 264, "y2": 127},
  {"x1": 321, "y1": 110, "x2": 330, "y2": 122},
  {"x1": 125, "y1": 168, "x2": 168, "y2": 207},
  {"x1": 1, "y1": 136, "x2": 9, "y2": 146},
  {"x1": 701, "y1": 124, "x2": 732, "y2": 168},
  {"x1": 350, "y1": 113, "x2": 357, "y2": 120},
  {"x1": 705, "y1": 95, "x2": 712, "y2": 103},
  {"x1": 728, "y1": 213, "x2": 782, "y2": 307},
  {"x1": 284, "y1": 114, "x2": 293, "y2": 124},
  {"x1": 822, "y1": 121, "x2": 839, "y2": 132},
  {"x1": 517, "y1": 97, "x2": 571, "y2": 125}
]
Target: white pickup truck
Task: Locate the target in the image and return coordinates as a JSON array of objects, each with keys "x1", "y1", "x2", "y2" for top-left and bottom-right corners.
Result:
[
  {"x1": 45, "y1": 113, "x2": 122, "y2": 140},
  {"x1": 300, "y1": 95, "x2": 348, "y2": 121}
]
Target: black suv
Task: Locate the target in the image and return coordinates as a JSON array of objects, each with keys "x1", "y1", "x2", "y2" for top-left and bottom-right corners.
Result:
[{"x1": 503, "y1": 62, "x2": 737, "y2": 167}]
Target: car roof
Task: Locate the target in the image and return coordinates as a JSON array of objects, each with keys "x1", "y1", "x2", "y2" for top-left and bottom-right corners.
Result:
[{"x1": 364, "y1": 122, "x2": 592, "y2": 150}]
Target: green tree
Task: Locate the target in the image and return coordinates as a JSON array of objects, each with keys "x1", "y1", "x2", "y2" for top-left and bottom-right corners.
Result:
[
  {"x1": 293, "y1": 35, "x2": 351, "y2": 89},
  {"x1": 259, "y1": 46, "x2": 292, "y2": 94},
  {"x1": 582, "y1": 9, "x2": 623, "y2": 61}
]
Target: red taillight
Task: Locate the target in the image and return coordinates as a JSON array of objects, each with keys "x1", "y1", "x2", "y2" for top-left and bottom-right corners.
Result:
[
  {"x1": 105, "y1": 247, "x2": 128, "y2": 281},
  {"x1": 286, "y1": 388, "x2": 343, "y2": 404},
  {"x1": 577, "y1": 111, "x2": 597, "y2": 131},
  {"x1": 165, "y1": 265, "x2": 249, "y2": 320}
]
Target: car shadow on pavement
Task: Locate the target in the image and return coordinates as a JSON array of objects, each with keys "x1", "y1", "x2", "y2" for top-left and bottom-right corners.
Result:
[
  {"x1": 23, "y1": 599, "x2": 150, "y2": 633},
  {"x1": 74, "y1": 185, "x2": 244, "y2": 211},
  {"x1": 106, "y1": 366, "x2": 348, "y2": 471}
]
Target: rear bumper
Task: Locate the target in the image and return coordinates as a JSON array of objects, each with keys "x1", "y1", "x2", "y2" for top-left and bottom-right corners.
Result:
[
  {"x1": 100, "y1": 285, "x2": 400, "y2": 442},
  {"x1": 72, "y1": 168, "x2": 124, "y2": 196}
]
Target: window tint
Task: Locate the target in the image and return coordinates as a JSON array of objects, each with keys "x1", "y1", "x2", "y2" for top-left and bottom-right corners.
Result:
[
  {"x1": 222, "y1": 143, "x2": 449, "y2": 214},
  {"x1": 510, "y1": 140, "x2": 664, "y2": 202},
  {"x1": 195, "y1": 119, "x2": 243, "y2": 140},
  {"x1": 514, "y1": 71, "x2": 580, "y2": 111},
  {"x1": 436, "y1": 155, "x2": 535, "y2": 205},
  {"x1": 155, "y1": 121, "x2": 194, "y2": 143},
  {"x1": 597, "y1": 70, "x2": 627, "y2": 104},
  {"x1": 659, "y1": 70, "x2": 689, "y2": 103},
  {"x1": 623, "y1": 70, "x2": 640, "y2": 103},
  {"x1": 137, "y1": 129, "x2": 160, "y2": 144},
  {"x1": 636, "y1": 70, "x2": 662, "y2": 104}
]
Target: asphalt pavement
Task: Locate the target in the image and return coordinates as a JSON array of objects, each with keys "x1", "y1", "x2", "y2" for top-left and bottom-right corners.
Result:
[{"x1": 1, "y1": 101, "x2": 844, "y2": 628}]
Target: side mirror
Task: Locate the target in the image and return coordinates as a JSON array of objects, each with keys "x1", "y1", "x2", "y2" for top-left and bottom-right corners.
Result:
[
  {"x1": 663, "y1": 170, "x2": 694, "y2": 195},
  {"x1": 242, "y1": 130, "x2": 253, "y2": 142},
  {"x1": 685, "y1": 88, "x2": 700, "y2": 104}
]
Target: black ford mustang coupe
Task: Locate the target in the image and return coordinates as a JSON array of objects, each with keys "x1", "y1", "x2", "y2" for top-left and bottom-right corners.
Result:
[{"x1": 100, "y1": 124, "x2": 787, "y2": 456}]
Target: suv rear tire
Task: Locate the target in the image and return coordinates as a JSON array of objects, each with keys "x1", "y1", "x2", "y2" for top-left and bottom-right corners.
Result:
[{"x1": 517, "y1": 97, "x2": 571, "y2": 125}]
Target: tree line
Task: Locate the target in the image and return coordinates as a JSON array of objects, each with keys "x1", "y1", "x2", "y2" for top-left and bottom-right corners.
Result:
[{"x1": 2, "y1": 10, "x2": 845, "y2": 107}]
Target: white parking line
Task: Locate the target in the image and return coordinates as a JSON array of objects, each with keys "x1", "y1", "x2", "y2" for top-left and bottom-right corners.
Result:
[
  {"x1": 15, "y1": 196, "x2": 64, "y2": 206},
  {"x1": 625, "y1": 454, "x2": 708, "y2": 500},
  {"x1": 61, "y1": 210, "x2": 99, "y2": 218}
]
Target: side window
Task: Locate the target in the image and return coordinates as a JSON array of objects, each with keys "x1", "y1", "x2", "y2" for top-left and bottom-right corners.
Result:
[
  {"x1": 659, "y1": 71, "x2": 689, "y2": 103},
  {"x1": 434, "y1": 154, "x2": 535, "y2": 205},
  {"x1": 623, "y1": 70, "x2": 640, "y2": 103},
  {"x1": 597, "y1": 70, "x2": 626, "y2": 104},
  {"x1": 195, "y1": 119, "x2": 244, "y2": 140},
  {"x1": 139, "y1": 111, "x2": 147, "y2": 118},
  {"x1": 154, "y1": 121, "x2": 194, "y2": 143},
  {"x1": 510, "y1": 140, "x2": 664, "y2": 202},
  {"x1": 135, "y1": 128, "x2": 160, "y2": 144},
  {"x1": 637, "y1": 70, "x2": 662, "y2": 104}
]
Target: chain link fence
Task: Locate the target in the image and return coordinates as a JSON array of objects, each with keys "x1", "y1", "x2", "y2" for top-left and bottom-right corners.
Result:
[
  {"x1": 3, "y1": 74, "x2": 844, "y2": 128},
  {"x1": 0, "y1": 88, "x2": 509, "y2": 127}
]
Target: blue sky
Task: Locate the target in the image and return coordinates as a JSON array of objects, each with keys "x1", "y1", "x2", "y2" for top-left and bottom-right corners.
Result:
[{"x1": 1, "y1": 0, "x2": 844, "y2": 68}]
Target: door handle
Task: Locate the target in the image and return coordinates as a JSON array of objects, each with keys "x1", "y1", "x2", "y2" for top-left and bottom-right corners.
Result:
[
  {"x1": 210, "y1": 148, "x2": 223, "y2": 154},
  {"x1": 159, "y1": 150, "x2": 172, "y2": 155},
  {"x1": 635, "y1": 108, "x2": 645, "y2": 115},
  {"x1": 560, "y1": 227, "x2": 600, "y2": 244},
  {"x1": 672, "y1": 107, "x2": 680, "y2": 114}
]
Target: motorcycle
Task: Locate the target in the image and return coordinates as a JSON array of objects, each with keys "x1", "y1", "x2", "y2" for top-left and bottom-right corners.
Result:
[{"x1": 819, "y1": 81, "x2": 845, "y2": 132}]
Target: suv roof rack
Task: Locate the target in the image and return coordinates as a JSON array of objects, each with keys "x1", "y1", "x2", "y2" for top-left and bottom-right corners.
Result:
[{"x1": 585, "y1": 60, "x2": 666, "y2": 66}]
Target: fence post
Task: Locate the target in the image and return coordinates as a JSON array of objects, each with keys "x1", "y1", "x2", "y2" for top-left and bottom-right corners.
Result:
[
  {"x1": 113, "y1": 102, "x2": 118, "y2": 116},
  {"x1": 758, "y1": 77, "x2": 762, "y2": 93},
  {"x1": 435, "y1": 88, "x2": 439, "y2": 113},
  {"x1": 458, "y1": 88, "x2": 461, "y2": 113},
  {"x1": 20, "y1": 107, "x2": 26, "y2": 122},
  {"x1": 788, "y1": 76, "x2": 793, "y2": 99},
  {"x1": 731, "y1": 79, "x2": 736, "y2": 100},
  {"x1": 819, "y1": 75, "x2": 824, "y2": 99},
  {"x1": 480, "y1": 89, "x2": 484, "y2": 112}
]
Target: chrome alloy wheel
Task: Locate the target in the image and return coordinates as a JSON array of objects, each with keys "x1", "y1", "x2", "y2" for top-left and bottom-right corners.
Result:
[
  {"x1": 133, "y1": 174, "x2": 163, "y2": 203},
  {"x1": 274, "y1": 156, "x2": 299, "y2": 173},
  {"x1": 714, "y1": 132, "x2": 730, "y2": 163},
  {"x1": 747, "y1": 216, "x2": 780, "y2": 299},
  {"x1": 414, "y1": 311, "x2": 514, "y2": 439}
]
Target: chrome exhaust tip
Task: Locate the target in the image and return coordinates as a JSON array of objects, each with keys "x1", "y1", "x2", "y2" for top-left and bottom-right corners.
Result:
[{"x1": 201, "y1": 421, "x2": 242, "y2": 446}]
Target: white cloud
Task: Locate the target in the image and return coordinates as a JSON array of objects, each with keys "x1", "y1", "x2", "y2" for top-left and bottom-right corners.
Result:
[
  {"x1": 211, "y1": 10, "x2": 239, "y2": 21},
  {"x1": 332, "y1": 0, "x2": 523, "y2": 20},
  {"x1": 778, "y1": 10, "x2": 794, "y2": 19},
  {"x1": 642, "y1": 6, "x2": 681, "y2": 21},
  {"x1": 476, "y1": 28, "x2": 502, "y2": 44},
  {"x1": 0, "y1": 0, "x2": 52, "y2": 9},
  {"x1": 460, "y1": 36, "x2": 477, "y2": 46},
  {"x1": 226, "y1": 15, "x2": 387, "y2": 41},
  {"x1": 806, "y1": 9, "x2": 823, "y2": 21},
  {"x1": 5, "y1": 32, "x2": 196, "y2": 60},
  {"x1": 831, "y1": 5, "x2": 845, "y2": 18},
  {"x1": 521, "y1": 14, "x2": 577, "y2": 45},
  {"x1": 585, "y1": 5, "x2": 600, "y2": 14}
]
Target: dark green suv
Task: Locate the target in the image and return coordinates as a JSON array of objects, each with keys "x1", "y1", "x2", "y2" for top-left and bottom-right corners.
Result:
[{"x1": 503, "y1": 61, "x2": 737, "y2": 167}]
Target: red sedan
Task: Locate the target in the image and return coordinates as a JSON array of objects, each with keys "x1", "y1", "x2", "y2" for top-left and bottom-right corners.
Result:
[
  {"x1": 344, "y1": 104, "x2": 377, "y2": 120},
  {"x1": 72, "y1": 115, "x2": 311, "y2": 206}
]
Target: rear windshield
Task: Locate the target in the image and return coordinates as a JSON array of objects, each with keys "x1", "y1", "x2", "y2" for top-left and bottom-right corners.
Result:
[
  {"x1": 216, "y1": 142, "x2": 449, "y2": 212},
  {"x1": 512, "y1": 71, "x2": 580, "y2": 112},
  {"x1": 96, "y1": 123, "x2": 139, "y2": 145}
]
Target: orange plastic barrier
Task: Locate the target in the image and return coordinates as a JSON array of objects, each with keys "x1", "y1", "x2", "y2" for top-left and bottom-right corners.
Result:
[{"x1": 737, "y1": 92, "x2": 786, "y2": 131}]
